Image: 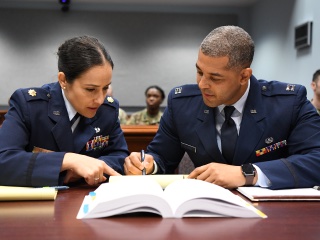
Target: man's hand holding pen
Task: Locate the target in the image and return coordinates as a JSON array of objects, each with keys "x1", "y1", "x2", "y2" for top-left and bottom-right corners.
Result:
[{"x1": 124, "y1": 152, "x2": 155, "y2": 175}]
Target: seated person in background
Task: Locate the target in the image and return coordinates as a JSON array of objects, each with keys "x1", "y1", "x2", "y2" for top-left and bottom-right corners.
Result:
[
  {"x1": 126, "y1": 85, "x2": 165, "y2": 125},
  {"x1": 106, "y1": 84, "x2": 128, "y2": 124},
  {"x1": 0, "y1": 36, "x2": 129, "y2": 187},
  {"x1": 124, "y1": 25, "x2": 320, "y2": 190},
  {"x1": 310, "y1": 69, "x2": 320, "y2": 115}
]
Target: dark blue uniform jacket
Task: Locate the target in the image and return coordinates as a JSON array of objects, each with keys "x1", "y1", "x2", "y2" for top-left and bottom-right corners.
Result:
[
  {"x1": 0, "y1": 82, "x2": 129, "y2": 187},
  {"x1": 148, "y1": 76, "x2": 320, "y2": 189}
]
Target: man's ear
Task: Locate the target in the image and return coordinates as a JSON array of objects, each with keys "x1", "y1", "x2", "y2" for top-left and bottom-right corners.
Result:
[
  {"x1": 311, "y1": 82, "x2": 316, "y2": 91},
  {"x1": 58, "y1": 72, "x2": 67, "y2": 89},
  {"x1": 240, "y1": 68, "x2": 252, "y2": 85}
]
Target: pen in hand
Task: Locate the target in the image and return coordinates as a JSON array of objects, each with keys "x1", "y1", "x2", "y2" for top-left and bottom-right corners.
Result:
[{"x1": 141, "y1": 149, "x2": 146, "y2": 175}]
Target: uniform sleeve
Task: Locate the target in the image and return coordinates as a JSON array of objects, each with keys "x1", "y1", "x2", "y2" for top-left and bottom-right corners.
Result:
[
  {"x1": 147, "y1": 89, "x2": 185, "y2": 173},
  {"x1": 255, "y1": 85, "x2": 320, "y2": 189},
  {"x1": 0, "y1": 89, "x2": 65, "y2": 187}
]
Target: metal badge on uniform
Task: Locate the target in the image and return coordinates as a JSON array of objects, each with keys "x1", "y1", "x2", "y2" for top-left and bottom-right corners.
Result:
[
  {"x1": 250, "y1": 109, "x2": 257, "y2": 114},
  {"x1": 107, "y1": 97, "x2": 114, "y2": 103},
  {"x1": 204, "y1": 110, "x2": 209, "y2": 114},
  {"x1": 175, "y1": 87, "x2": 182, "y2": 94},
  {"x1": 94, "y1": 127, "x2": 100, "y2": 133},
  {"x1": 53, "y1": 111, "x2": 60, "y2": 116},
  {"x1": 265, "y1": 137, "x2": 274, "y2": 144},
  {"x1": 86, "y1": 135, "x2": 109, "y2": 151},
  {"x1": 255, "y1": 140, "x2": 287, "y2": 157},
  {"x1": 28, "y1": 89, "x2": 37, "y2": 97},
  {"x1": 286, "y1": 84, "x2": 295, "y2": 91}
]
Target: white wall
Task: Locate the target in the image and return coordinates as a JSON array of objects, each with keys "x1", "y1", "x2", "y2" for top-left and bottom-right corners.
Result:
[
  {"x1": 251, "y1": 0, "x2": 320, "y2": 100},
  {"x1": 2, "y1": 0, "x2": 318, "y2": 106},
  {"x1": 0, "y1": 7, "x2": 243, "y2": 107}
]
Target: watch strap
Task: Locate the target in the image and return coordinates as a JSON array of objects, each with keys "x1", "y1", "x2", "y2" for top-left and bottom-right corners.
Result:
[{"x1": 241, "y1": 163, "x2": 256, "y2": 186}]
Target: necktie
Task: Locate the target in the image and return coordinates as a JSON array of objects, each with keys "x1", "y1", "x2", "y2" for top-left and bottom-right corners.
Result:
[
  {"x1": 221, "y1": 106, "x2": 238, "y2": 164},
  {"x1": 70, "y1": 113, "x2": 80, "y2": 132}
]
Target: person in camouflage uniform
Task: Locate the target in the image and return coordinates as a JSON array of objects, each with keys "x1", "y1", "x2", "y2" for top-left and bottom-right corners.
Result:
[{"x1": 127, "y1": 85, "x2": 165, "y2": 125}]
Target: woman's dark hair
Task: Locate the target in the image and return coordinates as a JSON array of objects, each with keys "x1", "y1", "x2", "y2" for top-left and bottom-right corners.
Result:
[
  {"x1": 145, "y1": 85, "x2": 165, "y2": 100},
  {"x1": 57, "y1": 35, "x2": 114, "y2": 83}
]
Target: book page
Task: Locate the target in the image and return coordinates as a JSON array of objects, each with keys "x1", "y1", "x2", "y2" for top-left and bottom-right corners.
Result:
[
  {"x1": 0, "y1": 186, "x2": 57, "y2": 201},
  {"x1": 163, "y1": 179, "x2": 266, "y2": 218},
  {"x1": 77, "y1": 178, "x2": 174, "y2": 219}
]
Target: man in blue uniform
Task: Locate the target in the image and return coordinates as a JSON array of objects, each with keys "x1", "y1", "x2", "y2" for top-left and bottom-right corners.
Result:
[{"x1": 124, "y1": 26, "x2": 320, "y2": 190}]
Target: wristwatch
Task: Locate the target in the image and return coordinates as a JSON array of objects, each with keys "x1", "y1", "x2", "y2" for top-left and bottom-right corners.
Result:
[{"x1": 241, "y1": 163, "x2": 256, "y2": 186}]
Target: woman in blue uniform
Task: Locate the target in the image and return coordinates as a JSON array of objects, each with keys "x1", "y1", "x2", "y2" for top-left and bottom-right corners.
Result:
[{"x1": 0, "y1": 36, "x2": 129, "y2": 187}]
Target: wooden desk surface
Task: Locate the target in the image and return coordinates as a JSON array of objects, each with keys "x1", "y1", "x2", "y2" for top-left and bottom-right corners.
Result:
[{"x1": 0, "y1": 186, "x2": 319, "y2": 240}]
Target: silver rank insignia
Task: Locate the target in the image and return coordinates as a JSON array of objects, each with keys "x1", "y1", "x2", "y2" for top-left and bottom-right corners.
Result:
[
  {"x1": 28, "y1": 89, "x2": 37, "y2": 97},
  {"x1": 107, "y1": 97, "x2": 114, "y2": 103},
  {"x1": 94, "y1": 127, "x2": 100, "y2": 133},
  {"x1": 250, "y1": 109, "x2": 257, "y2": 114},
  {"x1": 286, "y1": 84, "x2": 295, "y2": 91},
  {"x1": 175, "y1": 87, "x2": 182, "y2": 94}
]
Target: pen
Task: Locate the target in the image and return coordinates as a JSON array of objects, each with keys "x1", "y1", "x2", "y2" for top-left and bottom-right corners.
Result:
[
  {"x1": 141, "y1": 149, "x2": 146, "y2": 175},
  {"x1": 44, "y1": 186, "x2": 70, "y2": 190},
  {"x1": 313, "y1": 186, "x2": 320, "y2": 190}
]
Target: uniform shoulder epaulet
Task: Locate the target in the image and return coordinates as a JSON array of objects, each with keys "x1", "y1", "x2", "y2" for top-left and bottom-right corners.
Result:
[
  {"x1": 258, "y1": 80, "x2": 302, "y2": 96},
  {"x1": 21, "y1": 87, "x2": 51, "y2": 102},
  {"x1": 102, "y1": 96, "x2": 119, "y2": 108},
  {"x1": 171, "y1": 84, "x2": 201, "y2": 98}
]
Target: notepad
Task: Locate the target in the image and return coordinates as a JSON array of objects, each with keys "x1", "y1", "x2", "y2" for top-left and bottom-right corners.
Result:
[
  {"x1": 237, "y1": 186, "x2": 320, "y2": 201},
  {"x1": 77, "y1": 177, "x2": 267, "y2": 219},
  {"x1": 0, "y1": 186, "x2": 57, "y2": 201}
]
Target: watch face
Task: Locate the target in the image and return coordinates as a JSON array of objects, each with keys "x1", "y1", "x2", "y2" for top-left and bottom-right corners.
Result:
[{"x1": 242, "y1": 163, "x2": 254, "y2": 175}]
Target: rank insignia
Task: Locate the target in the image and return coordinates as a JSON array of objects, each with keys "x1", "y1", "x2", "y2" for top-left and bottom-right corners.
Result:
[
  {"x1": 94, "y1": 127, "x2": 100, "y2": 133},
  {"x1": 256, "y1": 140, "x2": 287, "y2": 157},
  {"x1": 86, "y1": 135, "x2": 109, "y2": 151},
  {"x1": 107, "y1": 97, "x2": 114, "y2": 103},
  {"x1": 175, "y1": 87, "x2": 182, "y2": 94},
  {"x1": 286, "y1": 84, "x2": 295, "y2": 91},
  {"x1": 28, "y1": 89, "x2": 37, "y2": 97},
  {"x1": 204, "y1": 110, "x2": 209, "y2": 114},
  {"x1": 250, "y1": 109, "x2": 257, "y2": 114}
]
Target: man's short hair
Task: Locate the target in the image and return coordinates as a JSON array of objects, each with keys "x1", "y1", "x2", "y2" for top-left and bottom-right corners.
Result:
[
  {"x1": 200, "y1": 25, "x2": 254, "y2": 70},
  {"x1": 312, "y1": 69, "x2": 320, "y2": 82}
]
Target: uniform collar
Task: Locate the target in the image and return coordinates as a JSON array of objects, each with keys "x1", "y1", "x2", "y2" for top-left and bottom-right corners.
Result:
[
  {"x1": 61, "y1": 89, "x2": 77, "y2": 121},
  {"x1": 218, "y1": 80, "x2": 250, "y2": 116}
]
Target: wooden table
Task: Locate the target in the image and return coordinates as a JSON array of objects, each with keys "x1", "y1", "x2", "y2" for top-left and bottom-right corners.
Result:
[{"x1": 0, "y1": 185, "x2": 319, "y2": 240}]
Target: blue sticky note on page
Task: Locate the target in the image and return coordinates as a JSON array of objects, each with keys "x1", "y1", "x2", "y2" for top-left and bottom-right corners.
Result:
[{"x1": 83, "y1": 204, "x2": 89, "y2": 214}]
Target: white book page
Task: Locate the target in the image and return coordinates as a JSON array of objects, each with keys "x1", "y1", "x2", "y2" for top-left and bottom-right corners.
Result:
[
  {"x1": 163, "y1": 179, "x2": 262, "y2": 218},
  {"x1": 78, "y1": 177, "x2": 174, "y2": 218}
]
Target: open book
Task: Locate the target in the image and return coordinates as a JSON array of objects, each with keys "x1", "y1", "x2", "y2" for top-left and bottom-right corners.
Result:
[
  {"x1": 237, "y1": 186, "x2": 320, "y2": 201},
  {"x1": 0, "y1": 186, "x2": 57, "y2": 201},
  {"x1": 76, "y1": 176, "x2": 267, "y2": 219}
]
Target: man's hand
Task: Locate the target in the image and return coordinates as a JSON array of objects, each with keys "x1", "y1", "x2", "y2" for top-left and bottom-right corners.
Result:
[
  {"x1": 188, "y1": 162, "x2": 257, "y2": 189},
  {"x1": 124, "y1": 152, "x2": 155, "y2": 175}
]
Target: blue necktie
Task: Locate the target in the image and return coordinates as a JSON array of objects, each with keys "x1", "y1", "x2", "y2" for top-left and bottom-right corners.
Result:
[
  {"x1": 70, "y1": 113, "x2": 80, "y2": 131},
  {"x1": 221, "y1": 106, "x2": 238, "y2": 164}
]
